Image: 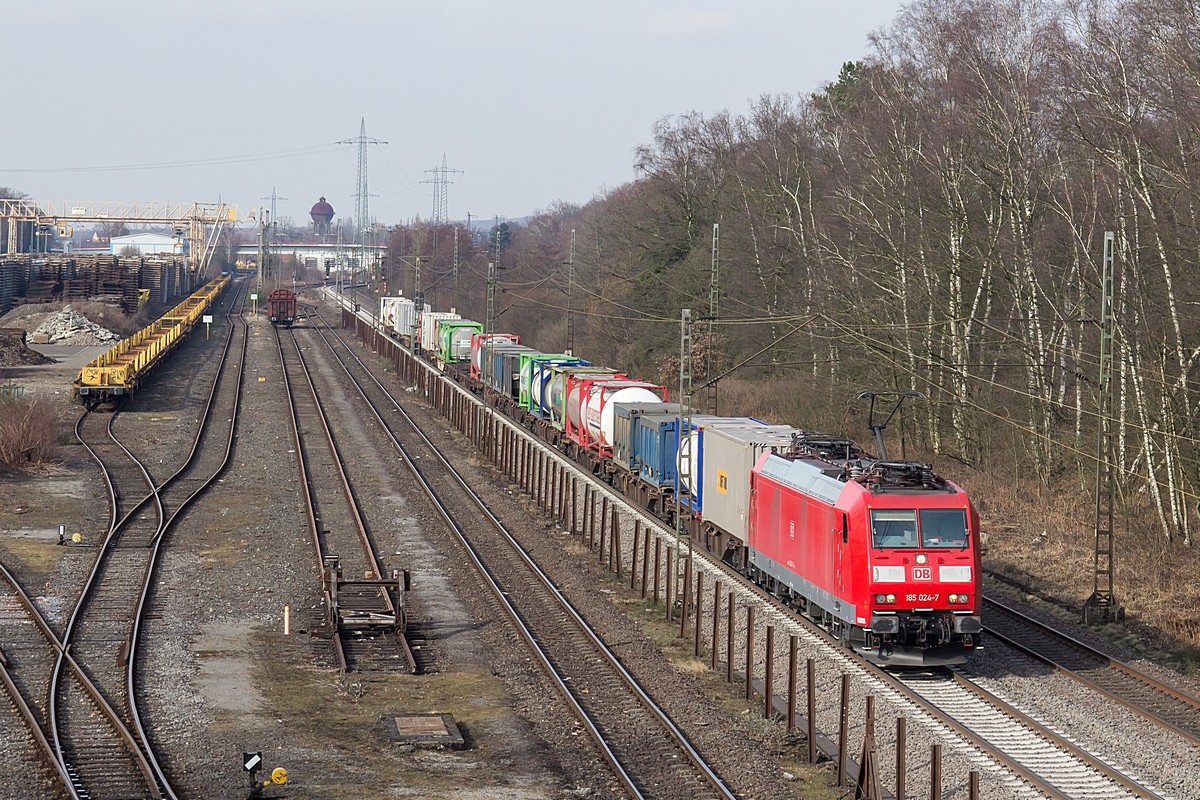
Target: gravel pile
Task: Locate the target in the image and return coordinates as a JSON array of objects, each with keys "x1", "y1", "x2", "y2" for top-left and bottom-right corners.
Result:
[{"x1": 30, "y1": 305, "x2": 120, "y2": 346}]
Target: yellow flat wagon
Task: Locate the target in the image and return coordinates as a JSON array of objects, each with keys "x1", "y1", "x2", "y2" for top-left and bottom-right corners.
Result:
[{"x1": 75, "y1": 274, "x2": 231, "y2": 401}]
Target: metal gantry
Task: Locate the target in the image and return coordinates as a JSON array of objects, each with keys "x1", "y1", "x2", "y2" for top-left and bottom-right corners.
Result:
[
  {"x1": 0, "y1": 199, "x2": 244, "y2": 275},
  {"x1": 1084, "y1": 231, "x2": 1124, "y2": 625}
]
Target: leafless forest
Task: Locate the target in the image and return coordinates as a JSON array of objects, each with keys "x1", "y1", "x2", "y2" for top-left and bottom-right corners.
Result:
[{"x1": 387, "y1": 0, "x2": 1200, "y2": 648}]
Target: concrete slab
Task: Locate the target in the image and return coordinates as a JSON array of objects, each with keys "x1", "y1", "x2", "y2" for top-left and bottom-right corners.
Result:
[
  {"x1": 385, "y1": 713, "x2": 466, "y2": 750},
  {"x1": 26, "y1": 344, "x2": 110, "y2": 369}
]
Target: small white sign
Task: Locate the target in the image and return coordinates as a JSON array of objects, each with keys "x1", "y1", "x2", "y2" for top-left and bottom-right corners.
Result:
[
  {"x1": 202, "y1": 315, "x2": 213, "y2": 324},
  {"x1": 250, "y1": 294, "x2": 258, "y2": 301}
]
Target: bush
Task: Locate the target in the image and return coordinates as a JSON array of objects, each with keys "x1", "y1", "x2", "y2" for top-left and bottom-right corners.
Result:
[{"x1": 0, "y1": 396, "x2": 60, "y2": 468}]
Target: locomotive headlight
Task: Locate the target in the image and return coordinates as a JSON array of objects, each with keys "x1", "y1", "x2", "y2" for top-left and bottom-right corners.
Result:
[
  {"x1": 915, "y1": 554, "x2": 928, "y2": 565},
  {"x1": 948, "y1": 594, "x2": 969, "y2": 604},
  {"x1": 886, "y1": 594, "x2": 896, "y2": 604},
  {"x1": 874, "y1": 593, "x2": 897, "y2": 605}
]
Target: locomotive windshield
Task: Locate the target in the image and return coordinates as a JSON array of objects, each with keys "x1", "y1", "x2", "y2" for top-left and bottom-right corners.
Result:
[
  {"x1": 871, "y1": 508, "x2": 969, "y2": 549},
  {"x1": 871, "y1": 510, "x2": 918, "y2": 548},
  {"x1": 919, "y1": 508, "x2": 969, "y2": 548}
]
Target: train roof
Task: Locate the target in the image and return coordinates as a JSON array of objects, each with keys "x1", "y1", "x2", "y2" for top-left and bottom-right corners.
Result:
[
  {"x1": 763, "y1": 430, "x2": 956, "y2": 495},
  {"x1": 758, "y1": 454, "x2": 845, "y2": 505}
]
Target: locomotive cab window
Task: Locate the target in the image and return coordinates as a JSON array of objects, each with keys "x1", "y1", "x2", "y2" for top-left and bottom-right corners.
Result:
[
  {"x1": 919, "y1": 508, "x2": 969, "y2": 548},
  {"x1": 871, "y1": 509, "x2": 918, "y2": 549}
]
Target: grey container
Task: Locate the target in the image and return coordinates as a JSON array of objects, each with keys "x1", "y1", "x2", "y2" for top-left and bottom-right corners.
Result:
[{"x1": 700, "y1": 424, "x2": 798, "y2": 542}]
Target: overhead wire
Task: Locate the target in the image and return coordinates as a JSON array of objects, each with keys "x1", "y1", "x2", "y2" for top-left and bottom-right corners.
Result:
[{"x1": 0, "y1": 143, "x2": 339, "y2": 173}]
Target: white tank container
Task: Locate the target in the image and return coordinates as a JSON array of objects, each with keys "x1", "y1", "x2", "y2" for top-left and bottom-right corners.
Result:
[
  {"x1": 379, "y1": 297, "x2": 404, "y2": 328},
  {"x1": 584, "y1": 384, "x2": 662, "y2": 447},
  {"x1": 472, "y1": 334, "x2": 517, "y2": 376},
  {"x1": 420, "y1": 312, "x2": 458, "y2": 352}
]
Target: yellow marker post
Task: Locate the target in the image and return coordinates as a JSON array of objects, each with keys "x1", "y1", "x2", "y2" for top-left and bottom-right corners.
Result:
[
  {"x1": 203, "y1": 314, "x2": 213, "y2": 339},
  {"x1": 271, "y1": 768, "x2": 288, "y2": 785},
  {"x1": 250, "y1": 292, "x2": 259, "y2": 315}
]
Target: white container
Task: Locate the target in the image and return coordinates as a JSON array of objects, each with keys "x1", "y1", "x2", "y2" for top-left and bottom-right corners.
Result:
[
  {"x1": 389, "y1": 298, "x2": 416, "y2": 339},
  {"x1": 419, "y1": 311, "x2": 458, "y2": 352},
  {"x1": 379, "y1": 296, "x2": 403, "y2": 327},
  {"x1": 678, "y1": 419, "x2": 768, "y2": 496},
  {"x1": 471, "y1": 334, "x2": 518, "y2": 376},
  {"x1": 701, "y1": 425, "x2": 798, "y2": 540}
]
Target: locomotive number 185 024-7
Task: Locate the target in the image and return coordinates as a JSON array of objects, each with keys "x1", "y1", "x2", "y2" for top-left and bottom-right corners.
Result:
[{"x1": 906, "y1": 593, "x2": 939, "y2": 603}]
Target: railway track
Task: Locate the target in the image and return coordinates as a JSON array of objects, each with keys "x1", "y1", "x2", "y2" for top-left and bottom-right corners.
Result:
[
  {"x1": 981, "y1": 593, "x2": 1200, "y2": 747},
  {"x1": 274, "y1": 322, "x2": 413, "y2": 674},
  {"x1": 303, "y1": 308, "x2": 736, "y2": 800},
  {"x1": 0, "y1": 280, "x2": 247, "y2": 800},
  {"x1": 327, "y1": 294, "x2": 1180, "y2": 800}
]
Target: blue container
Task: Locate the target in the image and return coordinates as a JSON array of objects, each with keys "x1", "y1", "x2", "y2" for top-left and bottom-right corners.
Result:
[
  {"x1": 634, "y1": 413, "x2": 725, "y2": 491},
  {"x1": 489, "y1": 345, "x2": 536, "y2": 398},
  {"x1": 531, "y1": 358, "x2": 589, "y2": 417},
  {"x1": 613, "y1": 403, "x2": 679, "y2": 473}
]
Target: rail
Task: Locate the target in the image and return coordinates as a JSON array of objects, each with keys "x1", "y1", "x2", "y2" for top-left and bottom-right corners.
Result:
[
  {"x1": 325, "y1": 287, "x2": 1174, "y2": 800},
  {"x1": 273, "y1": 320, "x2": 413, "y2": 674},
  {"x1": 981, "y1": 593, "x2": 1200, "y2": 747},
  {"x1": 305, "y1": 308, "x2": 737, "y2": 800}
]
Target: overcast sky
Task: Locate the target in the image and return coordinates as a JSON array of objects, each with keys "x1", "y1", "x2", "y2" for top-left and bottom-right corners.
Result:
[{"x1": 2, "y1": 1, "x2": 902, "y2": 228}]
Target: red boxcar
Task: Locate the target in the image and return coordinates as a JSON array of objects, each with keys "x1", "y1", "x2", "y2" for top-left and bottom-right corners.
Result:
[
  {"x1": 267, "y1": 288, "x2": 297, "y2": 327},
  {"x1": 748, "y1": 445, "x2": 981, "y2": 666}
]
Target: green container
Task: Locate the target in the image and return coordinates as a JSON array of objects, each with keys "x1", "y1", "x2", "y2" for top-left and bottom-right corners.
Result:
[
  {"x1": 518, "y1": 353, "x2": 572, "y2": 410},
  {"x1": 437, "y1": 320, "x2": 483, "y2": 364}
]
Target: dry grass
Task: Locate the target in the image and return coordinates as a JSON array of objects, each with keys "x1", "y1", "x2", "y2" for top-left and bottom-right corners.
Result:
[
  {"x1": 714, "y1": 377, "x2": 1200, "y2": 668},
  {"x1": 0, "y1": 396, "x2": 60, "y2": 469}
]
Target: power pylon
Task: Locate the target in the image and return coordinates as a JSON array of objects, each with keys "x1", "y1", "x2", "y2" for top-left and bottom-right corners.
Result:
[
  {"x1": 422, "y1": 154, "x2": 463, "y2": 225},
  {"x1": 337, "y1": 118, "x2": 385, "y2": 245}
]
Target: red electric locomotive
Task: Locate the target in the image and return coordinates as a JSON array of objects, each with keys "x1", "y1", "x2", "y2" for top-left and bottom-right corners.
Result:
[{"x1": 746, "y1": 397, "x2": 981, "y2": 666}]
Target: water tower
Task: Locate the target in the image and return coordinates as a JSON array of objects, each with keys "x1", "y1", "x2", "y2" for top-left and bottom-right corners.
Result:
[{"x1": 310, "y1": 196, "x2": 335, "y2": 236}]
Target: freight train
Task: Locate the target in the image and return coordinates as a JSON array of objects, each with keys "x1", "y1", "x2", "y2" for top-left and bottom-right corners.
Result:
[
  {"x1": 75, "y1": 274, "x2": 232, "y2": 401},
  {"x1": 371, "y1": 293, "x2": 982, "y2": 667}
]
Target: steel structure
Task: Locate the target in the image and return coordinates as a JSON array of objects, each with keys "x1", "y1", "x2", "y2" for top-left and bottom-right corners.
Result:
[
  {"x1": 565, "y1": 228, "x2": 576, "y2": 354},
  {"x1": 423, "y1": 154, "x2": 463, "y2": 225},
  {"x1": 706, "y1": 223, "x2": 720, "y2": 414},
  {"x1": 1084, "y1": 231, "x2": 1124, "y2": 625},
  {"x1": 337, "y1": 118, "x2": 384, "y2": 246},
  {"x1": 0, "y1": 199, "x2": 244, "y2": 276}
]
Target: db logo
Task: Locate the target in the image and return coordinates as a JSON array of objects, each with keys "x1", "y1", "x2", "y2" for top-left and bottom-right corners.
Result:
[{"x1": 912, "y1": 566, "x2": 933, "y2": 582}]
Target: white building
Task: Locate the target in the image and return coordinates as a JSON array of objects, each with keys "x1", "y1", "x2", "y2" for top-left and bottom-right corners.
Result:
[{"x1": 110, "y1": 232, "x2": 185, "y2": 256}]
